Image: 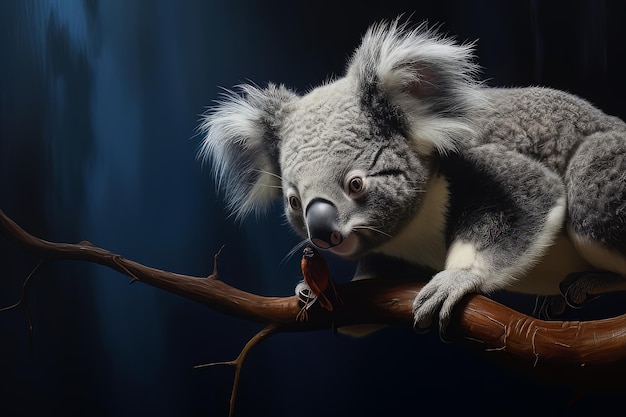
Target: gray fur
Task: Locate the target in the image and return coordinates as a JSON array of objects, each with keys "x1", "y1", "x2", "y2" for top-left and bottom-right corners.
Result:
[{"x1": 199, "y1": 19, "x2": 626, "y2": 332}]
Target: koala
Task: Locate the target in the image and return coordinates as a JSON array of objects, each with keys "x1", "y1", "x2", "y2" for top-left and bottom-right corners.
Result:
[{"x1": 199, "y1": 20, "x2": 626, "y2": 335}]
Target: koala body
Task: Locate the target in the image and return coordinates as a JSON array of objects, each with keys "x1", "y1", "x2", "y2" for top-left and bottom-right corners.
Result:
[{"x1": 200, "y1": 21, "x2": 626, "y2": 332}]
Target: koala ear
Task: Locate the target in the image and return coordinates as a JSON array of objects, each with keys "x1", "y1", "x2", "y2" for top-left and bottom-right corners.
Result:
[
  {"x1": 198, "y1": 83, "x2": 297, "y2": 219},
  {"x1": 347, "y1": 19, "x2": 485, "y2": 155}
]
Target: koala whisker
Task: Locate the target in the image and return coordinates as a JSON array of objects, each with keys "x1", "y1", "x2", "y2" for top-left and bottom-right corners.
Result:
[
  {"x1": 251, "y1": 182, "x2": 283, "y2": 190},
  {"x1": 353, "y1": 225, "x2": 393, "y2": 238},
  {"x1": 254, "y1": 169, "x2": 284, "y2": 182},
  {"x1": 281, "y1": 239, "x2": 310, "y2": 266}
]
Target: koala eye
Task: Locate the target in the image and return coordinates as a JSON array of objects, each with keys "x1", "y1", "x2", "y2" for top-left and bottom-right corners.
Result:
[
  {"x1": 345, "y1": 172, "x2": 366, "y2": 198},
  {"x1": 288, "y1": 195, "x2": 302, "y2": 211},
  {"x1": 349, "y1": 177, "x2": 364, "y2": 193}
]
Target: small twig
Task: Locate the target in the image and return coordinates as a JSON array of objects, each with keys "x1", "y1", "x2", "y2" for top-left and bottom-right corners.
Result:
[
  {"x1": 194, "y1": 324, "x2": 280, "y2": 417},
  {"x1": 208, "y1": 244, "x2": 226, "y2": 280},
  {"x1": 0, "y1": 258, "x2": 46, "y2": 352}
]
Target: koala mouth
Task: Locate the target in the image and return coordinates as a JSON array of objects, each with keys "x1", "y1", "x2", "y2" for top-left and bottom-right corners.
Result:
[
  {"x1": 310, "y1": 230, "x2": 343, "y2": 250},
  {"x1": 327, "y1": 232, "x2": 360, "y2": 257}
]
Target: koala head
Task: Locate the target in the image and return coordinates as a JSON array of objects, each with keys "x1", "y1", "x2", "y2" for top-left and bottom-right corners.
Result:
[{"x1": 199, "y1": 20, "x2": 483, "y2": 259}]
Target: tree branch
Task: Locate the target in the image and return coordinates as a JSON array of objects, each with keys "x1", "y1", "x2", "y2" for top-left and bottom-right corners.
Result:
[{"x1": 2, "y1": 208, "x2": 626, "y2": 389}]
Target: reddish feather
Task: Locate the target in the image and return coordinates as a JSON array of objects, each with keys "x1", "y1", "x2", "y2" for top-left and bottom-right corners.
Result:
[{"x1": 300, "y1": 246, "x2": 341, "y2": 311}]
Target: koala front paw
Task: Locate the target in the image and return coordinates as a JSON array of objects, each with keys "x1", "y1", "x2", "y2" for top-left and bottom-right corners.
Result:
[{"x1": 412, "y1": 269, "x2": 481, "y2": 336}]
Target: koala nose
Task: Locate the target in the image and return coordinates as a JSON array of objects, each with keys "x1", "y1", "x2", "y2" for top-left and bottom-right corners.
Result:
[{"x1": 305, "y1": 199, "x2": 343, "y2": 249}]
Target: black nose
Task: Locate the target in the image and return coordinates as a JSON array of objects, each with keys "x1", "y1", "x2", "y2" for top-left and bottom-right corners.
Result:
[{"x1": 305, "y1": 199, "x2": 343, "y2": 249}]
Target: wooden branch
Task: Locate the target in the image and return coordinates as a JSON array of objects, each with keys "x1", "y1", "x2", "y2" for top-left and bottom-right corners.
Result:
[{"x1": 2, "y1": 208, "x2": 626, "y2": 388}]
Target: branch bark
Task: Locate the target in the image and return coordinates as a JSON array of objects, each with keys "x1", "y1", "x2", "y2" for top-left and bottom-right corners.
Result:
[{"x1": 2, "y1": 208, "x2": 626, "y2": 388}]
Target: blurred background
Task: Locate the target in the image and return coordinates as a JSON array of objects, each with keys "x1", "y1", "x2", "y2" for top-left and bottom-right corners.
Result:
[{"x1": 1, "y1": 1, "x2": 625, "y2": 416}]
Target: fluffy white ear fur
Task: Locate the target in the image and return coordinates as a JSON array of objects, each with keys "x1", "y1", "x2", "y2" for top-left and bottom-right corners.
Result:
[
  {"x1": 198, "y1": 84, "x2": 297, "y2": 219},
  {"x1": 347, "y1": 20, "x2": 486, "y2": 155}
]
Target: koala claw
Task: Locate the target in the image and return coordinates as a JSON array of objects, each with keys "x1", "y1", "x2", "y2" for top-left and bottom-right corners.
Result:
[
  {"x1": 533, "y1": 295, "x2": 566, "y2": 320},
  {"x1": 412, "y1": 269, "x2": 481, "y2": 337},
  {"x1": 558, "y1": 272, "x2": 623, "y2": 309}
]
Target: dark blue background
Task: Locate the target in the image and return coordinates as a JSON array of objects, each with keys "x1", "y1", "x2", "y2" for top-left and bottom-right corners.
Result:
[{"x1": 2, "y1": 1, "x2": 625, "y2": 416}]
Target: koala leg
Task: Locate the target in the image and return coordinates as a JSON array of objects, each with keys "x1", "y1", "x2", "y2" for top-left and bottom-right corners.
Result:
[
  {"x1": 565, "y1": 132, "x2": 626, "y2": 289},
  {"x1": 413, "y1": 145, "x2": 566, "y2": 335},
  {"x1": 559, "y1": 271, "x2": 626, "y2": 308}
]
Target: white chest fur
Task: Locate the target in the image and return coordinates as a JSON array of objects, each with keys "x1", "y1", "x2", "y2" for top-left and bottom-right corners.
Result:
[{"x1": 374, "y1": 175, "x2": 449, "y2": 271}]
